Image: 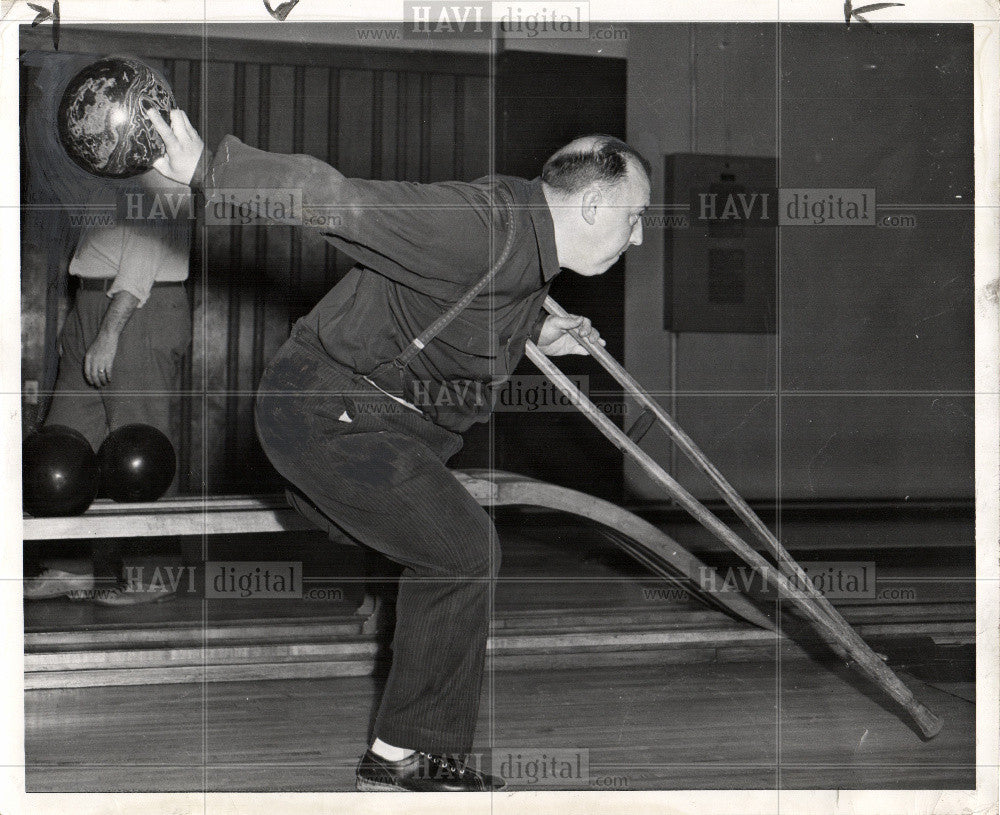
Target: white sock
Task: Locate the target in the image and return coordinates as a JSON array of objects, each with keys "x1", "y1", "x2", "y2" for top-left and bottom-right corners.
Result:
[{"x1": 371, "y1": 737, "x2": 415, "y2": 761}]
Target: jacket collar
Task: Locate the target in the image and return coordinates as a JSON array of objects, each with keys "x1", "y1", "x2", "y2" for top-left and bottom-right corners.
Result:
[{"x1": 526, "y1": 178, "x2": 562, "y2": 282}]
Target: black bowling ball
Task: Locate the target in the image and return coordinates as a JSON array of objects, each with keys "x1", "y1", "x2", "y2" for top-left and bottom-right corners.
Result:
[
  {"x1": 98, "y1": 424, "x2": 176, "y2": 503},
  {"x1": 22, "y1": 425, "x2": 100, "y2": 517}
]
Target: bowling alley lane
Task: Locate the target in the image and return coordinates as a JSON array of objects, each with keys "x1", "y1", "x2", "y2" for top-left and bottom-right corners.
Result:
[{"x1": 24, "y1": 505, "x2": 975, "y2": 791}]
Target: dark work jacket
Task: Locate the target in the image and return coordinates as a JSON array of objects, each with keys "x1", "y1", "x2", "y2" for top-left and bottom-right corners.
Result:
[{"x1": 201, "y1": 136, "x2": 562, "y2": 432}]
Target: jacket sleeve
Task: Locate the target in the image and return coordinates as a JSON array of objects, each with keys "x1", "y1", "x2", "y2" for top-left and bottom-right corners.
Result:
[
  {"x1": 202, "y1": 136, "x2": 505, "y2": 296},
  {"x1": 529, "y1": 307, "x2": 548, "y2": 344}
]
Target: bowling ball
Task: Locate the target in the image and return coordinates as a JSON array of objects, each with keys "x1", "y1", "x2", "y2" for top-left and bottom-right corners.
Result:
[
  {"x1": 98, "y1": 424, "x2": 176, "y2": 503},
  {"x1": 22, "y1": 425, "x2": 100, "y2": 517},
  {"x1": 57, "y1": 56, "x2": 175, "y2": 179}
]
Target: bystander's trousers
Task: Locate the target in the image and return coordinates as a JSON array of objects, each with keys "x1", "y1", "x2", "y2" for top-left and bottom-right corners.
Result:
[
  {"x1": 45, "y1": 283, "x2": 191, "y2": 451},
  {"x1": 43, "y1": 282, "x2": 192, "y2": 583}
]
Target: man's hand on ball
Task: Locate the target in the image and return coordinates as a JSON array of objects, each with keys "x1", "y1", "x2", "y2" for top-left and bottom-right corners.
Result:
[
  {"x1": 145, "y1": 108, "x2": 204, "y2": 186},
  {"x1": 536, "y1": 314, "x2": 605, "y2": 357}
]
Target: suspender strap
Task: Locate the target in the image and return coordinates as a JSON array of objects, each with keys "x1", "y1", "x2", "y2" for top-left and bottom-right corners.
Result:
[{"x1": 392, "y1": 184, "x2": 516, "y2": 371}]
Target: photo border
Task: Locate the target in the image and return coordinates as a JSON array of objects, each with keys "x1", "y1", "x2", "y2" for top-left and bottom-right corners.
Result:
[{"x1": 2, "y1": 2, "x2": 996, "y2": 814}]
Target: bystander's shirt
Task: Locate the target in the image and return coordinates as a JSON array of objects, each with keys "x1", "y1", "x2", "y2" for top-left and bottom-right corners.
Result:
[{"x1": 70, "y1": 172, "x2": 191, "y2": 308}]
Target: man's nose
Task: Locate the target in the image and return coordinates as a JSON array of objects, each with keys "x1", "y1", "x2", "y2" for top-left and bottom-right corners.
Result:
[{"x1": 630, "y1": 219, "x2": 643, "y2": 246}]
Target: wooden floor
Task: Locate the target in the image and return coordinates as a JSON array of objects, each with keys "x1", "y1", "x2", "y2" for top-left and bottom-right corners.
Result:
[
  {"x1": 23, "y1": 506, "x2": 976, "y2": 791},
  {"x1": 25, "y1": 659, "x2": 974, "y2": 791}
]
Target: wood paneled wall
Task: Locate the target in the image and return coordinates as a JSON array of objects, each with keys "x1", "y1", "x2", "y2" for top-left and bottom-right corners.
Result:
[
  {"x1": 163, "y1": 51, "x2": 491, "y2": 492},
  {"x1": 21, "y1": 27, "x2": 492, "y2": 494}
]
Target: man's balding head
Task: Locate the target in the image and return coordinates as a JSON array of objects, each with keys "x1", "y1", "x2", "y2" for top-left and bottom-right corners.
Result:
[
  {"x1": 540, "y1": 135, "x2": 651, "y2": 277},
  {"x1": 541, "y1": 135, "x2": 651, "y2": 196}
]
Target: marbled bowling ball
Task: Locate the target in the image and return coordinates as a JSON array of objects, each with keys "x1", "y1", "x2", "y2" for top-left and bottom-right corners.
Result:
[{"x1": 58, "y1": 56, "x2": 175, "y2": 179}]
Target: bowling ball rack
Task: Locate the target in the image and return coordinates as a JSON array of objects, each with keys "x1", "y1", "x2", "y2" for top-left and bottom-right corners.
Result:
[{"x1": 22, "y1": 469, "x2": 769, "y2": 630}]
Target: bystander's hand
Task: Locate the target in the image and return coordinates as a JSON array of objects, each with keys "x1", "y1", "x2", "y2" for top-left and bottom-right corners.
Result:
[{"x1": 84, "y1": 331, "x2": 118, "y2": 387}]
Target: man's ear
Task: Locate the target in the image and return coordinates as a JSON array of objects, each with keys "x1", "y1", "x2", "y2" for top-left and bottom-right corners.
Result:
[{"x1": 580, "y1": 186, "x2": 601, "y2": 225}]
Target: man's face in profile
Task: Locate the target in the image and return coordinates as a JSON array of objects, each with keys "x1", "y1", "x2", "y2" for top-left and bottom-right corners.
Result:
[{"x1": 574, "y1": 164, "x2": 650, "y2": 277}]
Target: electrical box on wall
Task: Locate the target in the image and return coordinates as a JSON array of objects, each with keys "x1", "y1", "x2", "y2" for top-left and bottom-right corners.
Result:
[{"x1": 663, "y1": 153, "x2": 777, "y2": 333}]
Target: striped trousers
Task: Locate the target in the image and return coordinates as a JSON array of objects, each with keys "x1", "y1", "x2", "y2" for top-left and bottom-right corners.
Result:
[{"x1": 254, "y1": 327, "x2": 499, "y2": 754}]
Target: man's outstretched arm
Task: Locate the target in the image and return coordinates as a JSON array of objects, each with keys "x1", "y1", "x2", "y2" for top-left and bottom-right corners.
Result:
[{"x1": 146, "y1": 108, "x2": 501, "y2": 293}]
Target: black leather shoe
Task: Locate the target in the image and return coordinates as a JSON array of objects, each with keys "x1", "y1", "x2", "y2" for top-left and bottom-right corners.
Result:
[{"x1": 355, "y1": 749, "x2": 506, "y2": 792}]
